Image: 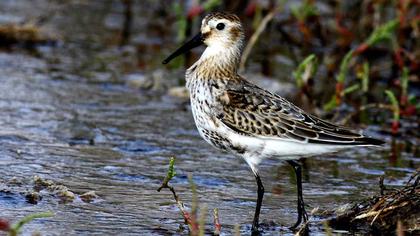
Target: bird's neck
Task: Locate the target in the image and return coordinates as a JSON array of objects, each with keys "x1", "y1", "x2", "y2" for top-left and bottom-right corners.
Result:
[{"x1": 188, "y1": 44, "x2": 242, "y2": 77}]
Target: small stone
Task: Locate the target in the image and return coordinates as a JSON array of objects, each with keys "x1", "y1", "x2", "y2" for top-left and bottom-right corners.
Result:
[
  {"x1": 80, "y1": 191, "x2": 99, "y2": 203},
  {"x1": 168, "y1": 86, "x2": 189, "y2": 98},
  {"x1": 125, "y1": 73, "x2": 153, "y2": 89},
  {"x1": 31, "y1": 231, "x2": 42, "y2": 236},
  {"x1": 57, "y1": 189, "x2": 75, "y2": 203},
  {"x1": 25, "y1": 191, "x2": 42, "y2": 204},
  {"x1": 33, "y1": 175, "x2": 54, "y2": 189},
  {"x1": 7, "y1": 177, "x2": 22, "y2": 186}
]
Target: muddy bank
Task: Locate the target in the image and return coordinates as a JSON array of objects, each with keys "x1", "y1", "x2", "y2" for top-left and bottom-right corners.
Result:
[{"x1": 325, "y1": 170, "x2": 419, "y2": 235}]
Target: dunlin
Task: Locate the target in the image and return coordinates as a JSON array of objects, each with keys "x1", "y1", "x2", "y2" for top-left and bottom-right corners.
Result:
[{"x1": 163, "y1": 12, "x2": 384, "y2": 234}]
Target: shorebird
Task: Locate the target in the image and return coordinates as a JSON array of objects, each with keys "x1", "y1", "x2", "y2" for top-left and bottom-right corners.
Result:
[{"x1": 163, "y1": 12, "x2": 384, "y2": 234}]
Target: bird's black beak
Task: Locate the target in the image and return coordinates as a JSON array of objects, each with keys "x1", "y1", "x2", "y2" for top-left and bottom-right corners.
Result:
[{"x1": 162, "y1": 33, "x2": 204, "y2": 64}]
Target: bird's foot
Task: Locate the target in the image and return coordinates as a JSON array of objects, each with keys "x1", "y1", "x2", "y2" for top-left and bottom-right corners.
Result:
[
  {"x1": 290, "y1": 199, "x2": 308, "y2": 229},
  {"x1": 251, "y1": 222, "x2": 263, "y2": 236},
  {"x1": 251, "y1": 226, "x2": 262, "y2": 236},
  {"x1": 289, "y1": 220, "x2": 301, "y2": 230},
  {"x1": 289, "y1": 212, "x2": 308, "y2": 229}
]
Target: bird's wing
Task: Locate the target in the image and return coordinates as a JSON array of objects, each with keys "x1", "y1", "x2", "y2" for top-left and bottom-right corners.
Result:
[{"x1": 216, "y1": 78, "x2": 383, "y2": 145}]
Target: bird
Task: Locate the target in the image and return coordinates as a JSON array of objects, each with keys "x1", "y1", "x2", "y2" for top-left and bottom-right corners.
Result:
[{"x1": 162, "y1": 12, "x2": 385, "y2": 234}]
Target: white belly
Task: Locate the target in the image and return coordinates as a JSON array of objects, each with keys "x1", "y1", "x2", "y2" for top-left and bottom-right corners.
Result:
[{"x1": 226, "y1": 129, "x2": 351, "y2": 174}]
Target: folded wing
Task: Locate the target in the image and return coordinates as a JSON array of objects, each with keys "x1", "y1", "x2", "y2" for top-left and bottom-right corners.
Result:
[{"x1": 216, "y1": 78, "x2": 384, "y2": 146}]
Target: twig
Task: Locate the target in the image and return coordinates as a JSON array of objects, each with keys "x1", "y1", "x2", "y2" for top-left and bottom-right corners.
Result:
[
  {"x1": 158, "y1": 158, "x2": 225, "y2": 235},
  {"x1": 157, "y1": 158, "x2": 194, "y2": 229},
  {"x1": 370, "y1": 202, "x2": 409, "y2": 225},
  {"x1": 406, "y1": 168, "x2": 420, "y2": 186},
  {"x1": 354, "y1": 171, "x2": 419, "y2": 225},
  {"x1": 328, "y1": 170, "x2": 419, "y2": 234},
  {"x1": 379, "y1": 175, "x2": 386, "y2": 196},
  {"x1": 239, "y1": 10, "x2": 276, "y2": 73},
  {"x1": 405, "y1": 169, "x2": 419, "y2": 195}
]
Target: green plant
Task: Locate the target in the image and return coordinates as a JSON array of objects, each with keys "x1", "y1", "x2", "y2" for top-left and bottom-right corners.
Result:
[
  {"x1": 323, "y1": 49, "x2": 355, "y2": 111},
  {"x1": 400, "y1": 67, "x2": 409, "y2": 105},
  {"x1": 202, "y1": 0, "x2": 221, "y2": 11},
  {"x1": 290, "y1": 0, "x2": 318, "y2": 22},
  {"x1": 293, "y1": 54, "x2": 318, "y2": 88},
  {"x1": 158, "y1": 158, "x2": 221, "y2": 235},
  {"x1": 291, "y1": 0, "x2": 318, "y2": 40},
  {"x1": 324, "y1": 83, "x2": 360, "y2": 111},
  {"x1": 157, "y1": 157, "x2": 176, "y2": 193},
  {"x1": 354, "y1": 19, "x2": 399, "y2": 55},
  {"x1": 324, "y1": 19, "x2": 399, "y2": 112},
  {"x1": 385, "y1": 90, "x2": 400, "y2": 135},
  {"x1": 0, "y1": 212, "x2": 54, "y2": 236},
  {"x1": 360, "y1": 62, "x2": 369, "y2": 93}
]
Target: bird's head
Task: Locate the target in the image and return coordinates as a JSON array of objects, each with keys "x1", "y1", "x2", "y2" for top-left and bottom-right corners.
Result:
[
  {"x1": 200, "y1": 12, "x2": 244, "y2": 51},
  {"x1": 163, "y1": 12, "x2": 244, "y2": 64}
]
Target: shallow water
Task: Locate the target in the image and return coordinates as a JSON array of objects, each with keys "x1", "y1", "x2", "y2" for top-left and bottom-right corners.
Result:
[
  {"x1": 0, "y1": 1, "x2": 418, "y2": 235},
  {"x1": 0, "y1": 51, "x2": 417, "y2": 235}
]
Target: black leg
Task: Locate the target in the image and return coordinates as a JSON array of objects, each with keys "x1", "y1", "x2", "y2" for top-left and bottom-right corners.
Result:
[
  {"x1": 287, "y1": 160, "x2": 308, "y2": 229},
  {"x1": 251, "y1": 173, "x2": 264, "y2": 235}
]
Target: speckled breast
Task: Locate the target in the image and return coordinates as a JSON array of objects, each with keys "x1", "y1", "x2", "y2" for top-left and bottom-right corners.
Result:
[{"x1": 188, "y1": 78, "x2": 233, "y2": 152}]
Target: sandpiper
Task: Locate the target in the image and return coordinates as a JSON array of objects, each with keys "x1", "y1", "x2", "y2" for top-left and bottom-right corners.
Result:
[{"x1": 163, "y1": 12, "x2": 384, "y2": 234}]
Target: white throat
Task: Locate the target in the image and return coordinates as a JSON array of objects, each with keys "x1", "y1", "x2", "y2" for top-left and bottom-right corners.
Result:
[{"x1": 198, "y1": 43, "x2": 242, "y2": 67}]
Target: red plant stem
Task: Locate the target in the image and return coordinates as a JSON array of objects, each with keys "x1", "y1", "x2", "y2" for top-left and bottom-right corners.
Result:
[
  {"x1": 394, "y1": 47, "x2": 404, "y2": 69},
  {"x1": 182, "y1": 212, "x2": 193, "y2": 225},
  {"x1": 400, "y1": 95, "x2": 408, "y2": 107},
  {"x1": 157, "y1": 183, "x2": 198, "y2": 233},
  {"x1": 213, "y1": 210, "x2": 221, "y2": 235},
  {"x1": 353, "y1": 43, "x2": 369, "y2": 56},
  {"x1": 183, "y1": 211, "x2": 199, "y2": 235},
  {"x1": 335, "y1": 13, "x2": 354, "y2": 40},
  {"x1": 410, "y1": 60, "x2": 419, "y2": 71},
  {"x1": 187, "y1": 5, "x2": 203, "y2": 20},
  {"x1": 245, "y1": 1, "x2": 257, "y2": 16},
  {"x1": 298, "y1": 21, "x2": 312, "y2": 42},
  {"x1": 401, "y1": 105, "x2": 416, "y2": 116},
  {"x1": 397, "y1": 0, "x2": 409, "y2": 28},
  {"x1": 391, "y1": 120, "x2": 399, "y2": 135},
  {"x1": 214, "y1": 222, "x2": 221, "y2": 235},
  {"x1": 335, "y1": 82, "x2": 344, "y2": 105}
]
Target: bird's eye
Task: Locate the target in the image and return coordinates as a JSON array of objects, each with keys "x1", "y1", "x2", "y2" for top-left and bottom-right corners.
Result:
[{"x1": 216, "y1": 23, "x2": 225, "y2": 30}]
